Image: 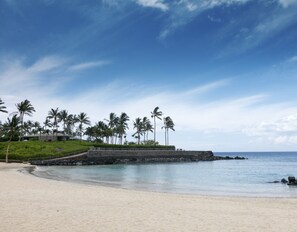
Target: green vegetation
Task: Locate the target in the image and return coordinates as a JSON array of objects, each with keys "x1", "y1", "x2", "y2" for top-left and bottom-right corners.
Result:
[
  {"x1": 0, "y1": 98, "x2": 176, "y2": 162},
  {"x1": 0, "y1": 141, "x2": 93, "y2": 161},
  {"x1": 0, "y1": 141, "x2": 176, "y2": 162}
]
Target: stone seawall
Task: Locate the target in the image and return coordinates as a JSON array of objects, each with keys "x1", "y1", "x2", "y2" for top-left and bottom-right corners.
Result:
[{"x1": 30, "y1": 150, "x2": 221, "y2": 166}]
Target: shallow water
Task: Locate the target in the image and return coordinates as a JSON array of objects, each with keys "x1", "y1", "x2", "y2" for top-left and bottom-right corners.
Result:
[{"x1": 32, "y1": 152, "x2": 297, "y2": 197}]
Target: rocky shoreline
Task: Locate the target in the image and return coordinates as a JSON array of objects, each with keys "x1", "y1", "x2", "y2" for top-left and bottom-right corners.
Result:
[{"x1": 30, "y1": 149, "x2": 246, "y2": 166}]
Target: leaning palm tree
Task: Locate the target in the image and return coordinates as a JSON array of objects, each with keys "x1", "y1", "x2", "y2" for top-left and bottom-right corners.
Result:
[
  {"x1": 162, "y1": 116, "x2": 175, "y2": 145},
  {"x1": 48, "y1": 108, "x2": 60, "y2": 135},
  {"x1": 143, "y1": 117, "x2": 153, "y2": 142},
  {"x1": 3, "y1": 115, "x2": 20, "y2": 163},
  {"x1": 0, "y1": 98, "x2": 8, "y2": 113},
  {"x1": 76, "y1": 112, "x2": 91, "y2": 142},
  {"x1": 151, "y1": 106, "x2": 162, "y2": 143},
  {"x1": 15, "y1": 99, "x2": 35, "y2": 141}
]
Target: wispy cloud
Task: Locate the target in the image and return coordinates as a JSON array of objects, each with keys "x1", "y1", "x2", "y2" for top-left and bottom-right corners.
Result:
[
  {"x1": 2, "y1": 55, "x2": 297, "y2": 151},
  {"x1": 136, "y1": 0, "x2": 169, "y2": 11},
  {"x1": 159, "y1": 0, "x2": 251, "y2": 39},
  {"x1": 69, "y1": 60, "x2": 110, "y2": 71},
  {"x1": 278, "y1": 0, "x2": 297, "y2": 7}
]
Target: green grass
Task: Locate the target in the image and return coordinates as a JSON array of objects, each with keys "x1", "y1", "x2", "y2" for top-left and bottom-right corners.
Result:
[
  {"x1": 0, "y1": 141, "x2": 94, "y2": 161},
  {"x1": 0, "y1": 141, "x2": 176, "y2": 162}
]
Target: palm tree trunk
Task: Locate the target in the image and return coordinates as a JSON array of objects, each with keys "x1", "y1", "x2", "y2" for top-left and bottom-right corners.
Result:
[
  {"x1": 167, "y1": 128, "x2": 169, "y2": 145},
  {"x1": 6, "y1": 135, "x2": 12, "y2": 163},
  {"x1": 154, "y1": 116, "x2": 156, "y2": 143}
]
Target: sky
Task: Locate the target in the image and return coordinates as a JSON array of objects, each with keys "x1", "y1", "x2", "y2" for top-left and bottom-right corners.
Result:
[{"x1": 1, "y1": 0, "x2": 297, "y2": 151}]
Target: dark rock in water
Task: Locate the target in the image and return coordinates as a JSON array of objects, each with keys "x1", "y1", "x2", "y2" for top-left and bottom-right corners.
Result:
[
  {"x1": 234, "y1": 156, "x2": 246, "y2": 160},
  {"x1": 288, "y1": 176, "x2": 296, "y2": 183},
  {"x1": 281, "y1": 178, "x2": 288, "y2": 184},
  {"x1": 267, "y1": 180, "x2": 280, "y2": 184},
  {"x1": 288, "y1": 176, "x2": 297, "y2": 186}
]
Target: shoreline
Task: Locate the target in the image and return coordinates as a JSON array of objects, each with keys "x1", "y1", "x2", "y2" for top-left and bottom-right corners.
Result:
[
  {"x1": 1, "y1": 163, "x2": 297, "y2": 231},
  {"x1": 29, "y1": 164, "x2": 296, "y2": 199}
]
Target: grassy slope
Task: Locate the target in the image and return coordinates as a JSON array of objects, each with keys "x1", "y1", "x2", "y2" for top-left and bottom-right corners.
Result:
[
  {"x1": 0, "y1": 141, "x2": 93, "y2": 161},
  {"x1": 0, "y1": 141, "x2": 176, "y2": 162}
]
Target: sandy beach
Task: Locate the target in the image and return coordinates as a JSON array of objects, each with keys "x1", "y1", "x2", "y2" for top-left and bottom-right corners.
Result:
[{"x1": 1, "y1": 163, "x2": 297, "y2": 232}]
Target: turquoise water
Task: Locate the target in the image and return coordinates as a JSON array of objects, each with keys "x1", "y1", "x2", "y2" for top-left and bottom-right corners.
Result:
[{"x1": 32, "y1": 152, "x2": 297, "y2": 197}]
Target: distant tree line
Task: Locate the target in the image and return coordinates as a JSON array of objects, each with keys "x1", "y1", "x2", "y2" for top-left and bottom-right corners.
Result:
[{"x1": 0, "y1": 98, "x2": 175, "y2": 147}]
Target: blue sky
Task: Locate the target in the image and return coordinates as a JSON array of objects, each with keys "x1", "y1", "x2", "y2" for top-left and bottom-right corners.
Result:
[{"x1": 1, "y1": 0, "x2": 297, "y2": 151}]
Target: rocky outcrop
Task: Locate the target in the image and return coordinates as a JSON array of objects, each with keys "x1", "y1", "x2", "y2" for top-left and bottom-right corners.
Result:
[{"x1": 29, "y1": 150, "x2": 246, "y2": 166}]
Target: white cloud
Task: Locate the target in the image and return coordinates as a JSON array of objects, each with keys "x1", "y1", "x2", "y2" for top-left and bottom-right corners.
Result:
[
  {"x1": 244, "y1": 114, "x2": 297, "y2": 145},
  {"x1": 286, "y1": 55, "x2": 297, "y2": 63},
  {"x1": 69, "y1": 60, "x2": 110, "y2": 71},
  {"x1": 136, "y1": 0, "x2": 169, "y2": 11},
  {"x1": 279, "y1": 0, "x2": 297, "y2": 7},
  {"x1": 2, "y1": 55, "x2": 297, "y2": 151},
  {"x1": 28, "y1": 56, "x2": 66, "y2": 72}
]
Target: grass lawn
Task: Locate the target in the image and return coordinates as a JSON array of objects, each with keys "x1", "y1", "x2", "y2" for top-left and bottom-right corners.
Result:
[{"x1": 0, "y1": 140, "x2": 94, "y2": 162}]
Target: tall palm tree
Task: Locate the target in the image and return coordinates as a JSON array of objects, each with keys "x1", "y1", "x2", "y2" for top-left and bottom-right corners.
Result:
[
  {"x1": 151, "y1": 106, "x2": 162, "y2": 143},
  {"x1": 162, "y1": 116, "x2": 175, "y2": 145},
  {"x1": 117, "y1": 112, "x2": 130, "y2": 145},
  {"x1": 0, "y1": 98, "x2": 8, "y2": 113},
  {"x1": 15, "y1": 99, "x2": 35, "y2": 141},
  {"x1": 133, "y1": 117, "x2": 143, "y2": 144},
  {"x1": 76, "y1": 112, "x2": 91, "y2": 142},
  {"x1": 48, "y1": 108, "x2": 60, "y2": 135},
  {"x1": 58, "y1": 109, "x2": 68, "y2": 134},
  {"x1": 3, "y1": 115, "x2": 20, "y2": 163},
  {"x1": 143, "y1": 117, "x2": 153, "y2": 142},
  {"x1": 105, "y1": 113, "x2": 118, "y2": 144}
]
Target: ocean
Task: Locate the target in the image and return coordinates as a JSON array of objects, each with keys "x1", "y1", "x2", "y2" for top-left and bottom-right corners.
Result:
[{"x1": 32, "y1": 152, "x2": 297, "y2": 197}]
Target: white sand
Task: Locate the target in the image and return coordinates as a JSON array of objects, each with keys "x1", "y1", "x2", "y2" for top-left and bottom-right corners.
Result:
[{"x1": 1, "y1": 163, "x2": 297, "y2": 232}]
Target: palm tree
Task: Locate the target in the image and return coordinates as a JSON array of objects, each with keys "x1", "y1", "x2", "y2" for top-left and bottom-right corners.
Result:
[
  {"x1": 133, "y1": 117, "x2": 143, "y2": 144},
  {"x1": 142, "y1": 117, "x2": 153, "y2": 142},
  {"x1": 3, "y1": 115, "x2": 20, "y2": 163},
  {"x1": 15, "y1": 99, "x2": 35, "y2": 141},
  {"x1": 117, "y1": 112, "x2": 130, "y2": 145},
  {"x1": 65, "y1": 114, "x2": 76, "y2": 136},
  {"x1": 151, "y1": 106, "x2": 162, "y2": 143},
  {"x1": 48, "y1": 108, "x2": 60, "y2": 135},
  {"x1": 0, "y1": 98, "x2": 8, "y2": 113},
  {"x1": 105, "y1": 113, "x2": 118, "y2": 144},
  {"x1": 76, "y1": 112, "x2": 91, "y2": 142},
  {"x1": 58, "y1": 109, "x2": 68, "y2": 134},
  {"x1": 162, "y1": 116, "x2": 175, "y2": 145},
  {"x1": 43, "y1": 117, "x2": 52, "y2": 131}
]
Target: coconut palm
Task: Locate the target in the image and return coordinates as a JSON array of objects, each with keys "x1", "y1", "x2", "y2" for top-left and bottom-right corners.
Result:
[
  {"x1": 142, "y1": 117, "x2": 153, "y2": 142},
  {"x1": 0, "y1": 98, "x2": 8, "y2": 113},
  {"x1": 151, "y1": 106, "x2": 162, "y2": 143},
  {"x1": 105, "y1": 113, "x2": 118, "y2": 144},
  {"x1": 3, "y1": 115, "x2": 20, "y2": 163},
  {"x1": 48, "y1": 108, "x2": 60, "y2": 135},
  {"x1": 58, "y1": 109, "x2": 68, "y2": 134},
  {"x1": 162, "y1": 116, "x2": 175, "y2": 145},
  {"x1": 15, "y1": 99, "x2": 35, "y2": 141},
  {"x1": 116, "y1": 112, "x2": 130, "y2": 145},
  {"x1": 43, "y1": 117, "x2": 52, "y2": 131},
  {"x1": 76, "y1": 112, "x2": 91, "y2": 141},
  {"x1": 133, "y1": 117, "x2": 143, "y2": 144}
]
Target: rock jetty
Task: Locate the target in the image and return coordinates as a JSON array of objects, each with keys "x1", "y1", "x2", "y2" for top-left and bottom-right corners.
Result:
[{"x1": 30, "y1": 148, "x2": 246, "y2": 166}]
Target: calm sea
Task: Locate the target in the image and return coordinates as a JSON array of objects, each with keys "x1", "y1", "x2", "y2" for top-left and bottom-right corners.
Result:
[{"x1": 32, "y1": 152, "x2": 297, "y2": 197}]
